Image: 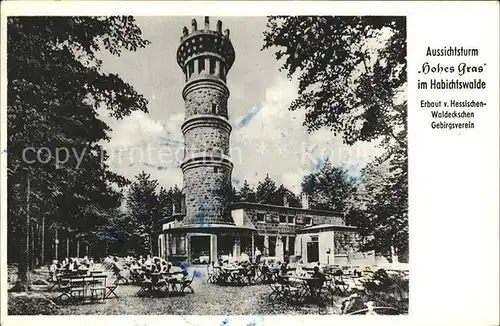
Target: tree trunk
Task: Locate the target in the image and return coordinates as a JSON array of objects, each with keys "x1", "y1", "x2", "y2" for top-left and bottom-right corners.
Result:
[
  {"x1": 149, "y1": 233, "x2": 154, "y2": 256},
  {"x1": 55, "y1": 227, "x2": 58, "y2": 260},
  {"x1": 10, "y1": 171, "x2": 31, "y2": 292},
  {"x1": 66, "y1": 237, "x2": 70, "y2": 258},
  {"x1": 76, "y1": 240, "x2": 80, "y2": 258}
]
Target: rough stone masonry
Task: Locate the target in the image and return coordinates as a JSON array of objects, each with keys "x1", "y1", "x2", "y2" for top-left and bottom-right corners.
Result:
[{"x1": 177, "y1": 17, "x2": 236, "y2": 226}]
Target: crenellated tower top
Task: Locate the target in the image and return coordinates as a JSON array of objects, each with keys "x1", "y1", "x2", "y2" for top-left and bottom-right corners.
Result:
[{"x1": 177, "y1": 16, "x2": 235, "y2": 83}]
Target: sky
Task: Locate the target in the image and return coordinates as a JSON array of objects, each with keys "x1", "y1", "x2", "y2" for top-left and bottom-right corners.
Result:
[{"x1": 96, "y1": 16, "x2": 382, "y2": 194}]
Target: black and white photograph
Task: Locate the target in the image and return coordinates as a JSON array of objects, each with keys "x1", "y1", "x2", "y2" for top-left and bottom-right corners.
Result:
[{"x1": 4, "y1": 14, "x2": 409, "y2": 316}]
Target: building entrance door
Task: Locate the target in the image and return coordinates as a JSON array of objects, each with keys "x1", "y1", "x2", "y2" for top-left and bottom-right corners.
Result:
[
  {"x1": 306, "y1": 241, "x2": 319, "y2": 263},
  {"x1": 190, "y1": 235, "x2": 210, "y2": 264}
]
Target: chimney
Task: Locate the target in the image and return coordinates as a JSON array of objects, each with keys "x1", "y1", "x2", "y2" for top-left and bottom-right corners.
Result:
[
  {"x1": 217, "y1": 20, "x2": 223, "y2": 33},
  {"x1": 301, "y1": 193, "x2": 309, "y2": 209},
  {"x1": 204, "y1": 16, "x2": 210, "y2": 30},
  {"x1": 283, "y1": 196, "x2": 289, "y2": 207},
  {"x1": 181, "y1": 194, "x2": 186, "y2": 214},
  {"x1": 191, "y1": 19, "x2": 197, "y2": 32},
  {"x1": 224, "y1": 29, "x2": 230, "y2": 39},
  {"x1": 182, "y1": 26, "x2": 188, "y2": 37}
]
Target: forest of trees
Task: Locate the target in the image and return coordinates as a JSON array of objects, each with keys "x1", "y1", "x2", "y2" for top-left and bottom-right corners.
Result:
[
  {"x1": 7, "y1": 16, "x2": 151, "y2": 291},
  {"x1": 7, "y1": 15, "x2": 407, "y2": 292}
]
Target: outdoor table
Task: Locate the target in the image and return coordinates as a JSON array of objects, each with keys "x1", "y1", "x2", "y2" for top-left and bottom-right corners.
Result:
[
  {"x1": 137, "y1": 271, "x2": 186, "y2": 296},
  {"x1": 57, "y1": 273, "x2": 112, "y2": 303},
  {"x1": 165, "y1": 271, "x2": 187, "y2": 292},
  {"x1": 219, "y1": 266, "x2": 245, "y2": 283},
  {"x1": 289, "y1": 275, "x2": 333, "y2": 302}
]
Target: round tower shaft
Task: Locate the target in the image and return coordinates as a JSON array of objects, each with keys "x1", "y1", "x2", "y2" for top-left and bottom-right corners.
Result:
[{"x1": 177, "y1": 16, "x2": 235, "y2": 226}]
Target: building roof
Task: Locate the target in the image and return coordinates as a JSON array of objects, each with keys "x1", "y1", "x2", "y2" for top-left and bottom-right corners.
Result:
[
  {"x1": 297, "y1": 223, "x2": 358, "y2": 234},
  {"x1": 229, "y1": 202, "x2": 344, "y2": 217},
  {"x1": 164, "y1": 223, "x2": 257, "y2": 234},
  {"x1": 157, "y1": 213, "x2": 185, "y2": 225}
]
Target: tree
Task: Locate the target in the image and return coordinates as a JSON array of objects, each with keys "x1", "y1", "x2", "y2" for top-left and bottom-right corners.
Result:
[
  {"x1": 157, "y1": 185, "x2": 183, "y2": 216},
  {"x1": 262, "y1": 16, "x2": 407, "y2": 147},
  {"x1": 253, "y1": 175, "x2": 300, "y2": 207},
  {"x1": 255, "y1": 174, "x2": 278, "y2": 204},
  {"x1": 301, "y1": 159, "x2": 356, "y2": 212},
  {"x1": 126, "y1": 172, "x2": 161, "y2": 256},
  {"x1": 264, "y1": 16, "x2": 408, "y2": 259},
  {"x1": 275, "y1": 185, "x2": 301, "y2": 207},
  {"x1": 7, "y1": 16, "x2": 149, "y2": 292},
  {"x1": 236, "y1": 179, "x2": 256, "y2": 202},
  {"x1": 346, "y1": 142, "x2": 408, "y2": 261}
]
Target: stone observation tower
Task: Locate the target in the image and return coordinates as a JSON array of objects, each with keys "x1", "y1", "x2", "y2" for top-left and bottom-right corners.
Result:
[
  {"x1": 177, "y1": 17, "x2": 236, "y2": 227},
  {"x1": 157, "y1": 17, "x2": 359, "y2": 265}
]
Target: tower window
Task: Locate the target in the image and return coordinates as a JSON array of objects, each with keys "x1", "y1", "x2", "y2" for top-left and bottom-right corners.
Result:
[
  {"x1": 257, "y1": 213, "x2": 265, "y2": 222},
  {"x1": 212, "y1": 103, "x2": 217, "y2": 114},
  {"x1": 199, "y1": 57, "x2": 205, "y2": 73},
  {"x1": 210, "y1": 58, "x2": 216, "y2": 74},
  {"x1": 220, "y1": 65, "x2": 225, "y2": 79},
  {"x1": 213, "y1": 166, "x2": 219, "y2": 173}
]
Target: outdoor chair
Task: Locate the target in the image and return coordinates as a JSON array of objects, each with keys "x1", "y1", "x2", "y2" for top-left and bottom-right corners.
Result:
[
  {"x1": 53, "y1": 276, "x2": 73, "y2": 304},
  {"x1": 253, "y1": 265, "x2": 264, "y2": 283},
  {"x1": 269, "y1": 276, "x2": 304, "y2": 303},
  {"x1": 129, "y1": 269, "x2": 143, "y2": 285},
  {"x1": 137, "y1": 278, "x2": 152, "y2": 296},
  {"x1": 331, "y1": 270, "x2": 349, "y2": 295},
  {"x1": 244, "y1": 265, "x2": 257, "y2": 285},
  {"x1": 268, "y1": 279, "x2": 286, "y2": 301},
  {"x1": 261, "y1": 268, "x2": 276, "y2": 284},
  {"x1": 113, "y1": 269, "x2": 129, "y2": 285}
]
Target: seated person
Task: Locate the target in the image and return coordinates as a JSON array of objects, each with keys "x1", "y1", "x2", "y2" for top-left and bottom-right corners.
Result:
[
  {"x1": 312, "y1": 266, "x2": 327, "y2": 279},
  {"x1": 295, "y1": 264, "x2": 306, "y2": 277},
  {"x1": 280, "y1": 261, "x2": 289, "y2": 275},
  {"x1": 66, "y1": 258, "x2": 74, "y2": 271},
  {"x1": 261, "y1": 262, "x2": 273, "y2": 282},
  {"x1": 112, "y1": 256, "x2": 130, "y2": 281},
  {"x1": 78, "y1": 262, "x2": 90, "y2": 272},
  {"x1": 73, "y1": 260, "x2": 79, "y2": 271},
  {"x1": 309, "y1": 266, "x2": 327, "y2": 296},
  {"x1": 160, "y1": 261, "x2": 170, "y2": 273}
]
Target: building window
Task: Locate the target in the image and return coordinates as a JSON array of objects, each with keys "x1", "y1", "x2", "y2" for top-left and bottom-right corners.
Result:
[
  {"x1": 288, "y1": 236, "x2": 295, "y2": 255},
  {"x1": 257, "y1": 213, "x2": 265, "y2": 222},
  {"x1": 212, "y1": 103, "x2": 217, "y2": 114},
  {"x1": 279, "y1": 215, "x2": 286, "y2": 224},
  {"x1": 288, "y1": 216, "x2": 295, "y2": 224},
  {"x1": 213, "y1": 166, "x2": 219, "y2": 173},
  {"x1": 210, "y1": 58, "x2": 216, "y2": 74},
  {"x1": 188, "y1": 61, "x2": 194, "y2": 77},
  {"x1": 311, "y1": 235, "x2": 318, "y2": 242},
  {"x1": 220, "y1": 65, "x2": 225, "y2": 78},
  {"x1": 305, "y1": 217, "x2": 313, "y2": 225}
]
